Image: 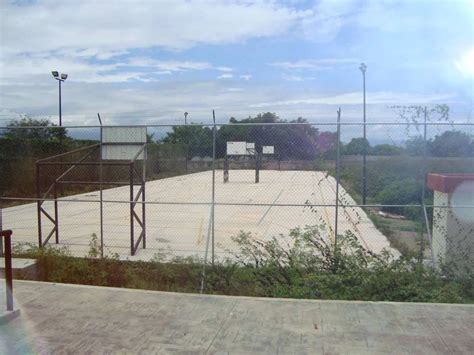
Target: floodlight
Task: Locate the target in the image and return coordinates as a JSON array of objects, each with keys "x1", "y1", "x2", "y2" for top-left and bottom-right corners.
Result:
[
  {"x1": 52, "y1": 71, "x2": 59, "y2": 78},
  {"x1": 61, "y1": 73, "x2": 68, "y2": 80},
  {"x1": 359, "y1": 63, "x2": 367, "y2": 73}
]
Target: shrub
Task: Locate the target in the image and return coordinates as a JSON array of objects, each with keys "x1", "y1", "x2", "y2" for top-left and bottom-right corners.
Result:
[{"x1": 12, "y1": 228, "x2": 473, "y2": 303}]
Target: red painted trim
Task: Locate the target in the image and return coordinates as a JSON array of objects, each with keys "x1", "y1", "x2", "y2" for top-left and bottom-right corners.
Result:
[{"x1": 427, "y1": 173, "x2": 474, "y2": 193}]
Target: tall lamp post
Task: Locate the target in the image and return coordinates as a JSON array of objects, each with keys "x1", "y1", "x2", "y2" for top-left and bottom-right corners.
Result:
[
  {"x1": 184, "y1": 112, "x2": 188, "y2": 125},
  {"x1": 51, "y1": 71, "x2": 68, "y2": 127},
  {"x1": 359, "y1": 63, "x2": 367, "y2": 205},
  {"x1": 51, "y1": 71, "x2": 68, "y2": 143}
]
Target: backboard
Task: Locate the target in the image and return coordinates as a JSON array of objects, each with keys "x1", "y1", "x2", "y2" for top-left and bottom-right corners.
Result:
[
  {"x1": 227, "y1": 141, "x2": 248, "y2": 155},
  {"x1": 101, "y1": 126, "x2": 147, "y2": 160},
  {"x1": 262, "y1": 146, "x2": 274, "y2": 154}
]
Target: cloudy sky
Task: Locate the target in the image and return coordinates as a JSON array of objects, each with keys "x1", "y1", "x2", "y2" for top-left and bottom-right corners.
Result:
[{"x1": 0, "y1": 0, "x2": 473, "y2": 131}]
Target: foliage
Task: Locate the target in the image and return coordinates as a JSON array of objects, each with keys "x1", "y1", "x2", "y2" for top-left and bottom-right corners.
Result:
[
  {"x1": 371, "y1": 144, "x2": 403, "y2": 156},
  {"x1": 404, "y1": 131, "x2": 473, "y2": 157},
  {"x1": 218, "y1": 113, "x2": 322, "y2": 160},
  {"x1": 430, "y1": 131, "x2": 472, "y2": 157},
  {"x1": 162, "y1": 112, "x2": 337, "y2": 159},
  {"x1": 404, "y1": 135, "x2": 425, "y2": 156},
  {"x1": 4, "y1": 117, "x2": 67, "y2": 141},
  {"x1": 229, "y1": 227, "x2": 472, "y2": 302},
  {"x1": 391, "y1": 104, "x2": 451, "y2": 130},
  {"x1": 12, "y1": 230, "x2": 473, "y2": 303},
  {"x1": 337, "y1": 155, "x2": 474, "y2": 219},
  {"x1": 375, "y1": 178, "x2": 422, "y2": 219},
  {"x1": 162, "y1": 125, "x2": 213, "y2": 158},
  {"x1": 343, "y1": 137, "x2": 371, "y2": 155}
]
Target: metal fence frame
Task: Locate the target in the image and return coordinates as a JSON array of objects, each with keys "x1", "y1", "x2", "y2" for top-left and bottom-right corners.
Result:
[
  {"x1": 35, "y1": 143, "x2": 147, "y2": 256},
  {"x1": 0, "y1": 110, "x2": 472, "y2": 269}
]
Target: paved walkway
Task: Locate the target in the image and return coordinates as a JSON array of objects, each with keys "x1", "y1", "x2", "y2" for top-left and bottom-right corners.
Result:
[{"x1": 1, "y1": 281, "x2": 473, "y2": 354}]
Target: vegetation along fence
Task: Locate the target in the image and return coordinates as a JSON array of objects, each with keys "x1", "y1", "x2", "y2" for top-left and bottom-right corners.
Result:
[{"x1": 0, "y1": 107, "x2": 473, "y2": 285}]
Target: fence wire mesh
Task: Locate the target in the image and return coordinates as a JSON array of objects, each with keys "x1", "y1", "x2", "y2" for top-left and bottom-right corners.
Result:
[{"x1": 0, "y1": 115, "x2": 473, "y2": 275}]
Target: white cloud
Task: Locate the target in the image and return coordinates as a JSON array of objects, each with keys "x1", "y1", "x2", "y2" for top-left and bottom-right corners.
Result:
[
  {"x1": 281, "y1": 74, "x2": 306, "y2": 81},
  {"x1": 217, "y1": 73, "x2": 233, "y2": 79},
  {"x1": 0, "y1": 54, "x2": 218, "y2": 84},
  {"x1": 250, "y1": 92, "x2": 456, "y2": 108},
  {"x1": 300, "y1": 0, "x2": 358, "y2": 42},
  {"x1": 271, "y1": 58, "x2": 359, "y2": 71},
  {"x1": 240, "y1": 74, "x2": 252, "y2": 81},
  {"x1": 56, "y1": 48, "x2": 129, "y2": 60},
  {"x1": 217, "y1": 67, "x2": 234, "y2": 72},
  {"x1": 1, "y1": 0, "x2": 305, "y2": 55},
  {"x1": 127, "y1": 58, "x2": 212, "y2": 72}
]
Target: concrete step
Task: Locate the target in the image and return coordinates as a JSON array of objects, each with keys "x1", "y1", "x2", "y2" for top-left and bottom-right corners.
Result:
[{"x1": 0, "y1": 258, "x2": 37, "y2": 279}]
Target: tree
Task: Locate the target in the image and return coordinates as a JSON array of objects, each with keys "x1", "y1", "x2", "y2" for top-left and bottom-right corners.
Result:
[
  {"x1": 162, "y1": 124, "x2": 213, "y2": 157},
  {"x1": 404, "y1": 136, "x2": 425, "y2": 156},
  {"x1": 217, "y1": 113, "x2": 321, "y2": 159},
  {"x1": 4, "y1": 117, "x2": 67, "y2": 141},
  {"x1": 315, "y1": 131, "x2": 339, "y2": 158},
  {"x1": 161, "y1": 112, "x2": 345, "y2": 160},
  {"x1": 375, "y1": 178, "x2": 422, "y2": 219},
  {"x1": 429, "y1": 131, "x2": 472, "y2": 157},
  {"x1": 344, "y1": 138, "x2": 371, "y2": 155},
  {"x1": 146, "y1": 133, "x2": 155, "y2": 143},
  {"x1": 371, "y1": 144, "x2": 403, "y2": 156}
]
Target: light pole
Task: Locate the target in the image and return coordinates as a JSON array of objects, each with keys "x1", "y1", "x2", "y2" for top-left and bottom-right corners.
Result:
[
  {"x1": 184, "y1": 112, "x2": 188, "y2": 125},
  {"x1": 52, "y1": 71, "x2": 68, "y2": 143},
  {"x1": 359, "y1": 63, "x2": 367, "y2": 205}
]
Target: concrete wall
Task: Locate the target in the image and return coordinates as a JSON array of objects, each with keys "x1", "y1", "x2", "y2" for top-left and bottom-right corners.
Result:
[{"x1": 432, "y1": 187, "x2": 474, "y2": 271}]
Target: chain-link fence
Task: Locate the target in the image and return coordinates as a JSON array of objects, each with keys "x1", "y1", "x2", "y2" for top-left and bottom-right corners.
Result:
[{"x1": 0, "y1": 112, "x2": 473, "y2": 275}]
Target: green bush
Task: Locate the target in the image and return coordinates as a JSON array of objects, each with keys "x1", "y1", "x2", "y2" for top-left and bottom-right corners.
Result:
[
  {"x1": 228, "y1": 226, "x2": 472, "y2": 302},
  {"x1": 375, "y1": 178, "x2": 422, "y2": 218},
  {"x1": 13, "y1": 228, "x2": 473, "y2": 303}
]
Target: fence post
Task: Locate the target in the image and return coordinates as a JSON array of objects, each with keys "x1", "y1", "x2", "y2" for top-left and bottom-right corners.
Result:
[
  {"x1": 420, "y1": 106, "x2": 428, "y2": 263},
  {"x1": 99, "y1": 121, "x2": 104, "y2": 257},
  {"x1": 211, "y1": 110, "x2": 216, "y2": 265},
  {"x1": 99, "y1": 157, "x2": 104, "y2": 258},
  {"x1": 255, "y1": 152, "x2": 260, "y2": 183},
  {"x1": 0, "y1": 208, "x2": 3, "y2": 257},
  {"x1": 53, "y1": 182, "x2": 59, "y2": 244},
  {"x1": 130, "y1": 162, "x2": 134, "y2": 256},
  {"x1": 1, "y1": 230, "x2": 13, "y2": 311},
  {"x1": 334, "y1": 108, "x2": 341, "y2": 248},
  {"x1": 185, "y1": 144, "x2": 189, "y2": 174},
  {"x1": 36, "y1": 162, "x2": 42, "y2": 247},
  {"x1": 223, "y1": 156, "x2": 229, "y2": 183},
  {"x1": 142, "y1": 158, "x2": 146, "y2": 249}
]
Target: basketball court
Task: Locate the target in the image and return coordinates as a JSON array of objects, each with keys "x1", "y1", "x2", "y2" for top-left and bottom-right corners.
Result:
[{"x1": 2, "y1": 169, "x2": 396, "y2": 260}]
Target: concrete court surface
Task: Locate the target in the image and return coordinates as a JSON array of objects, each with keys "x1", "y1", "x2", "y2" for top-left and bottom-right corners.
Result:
[
  {"x1": 3, "y1": 170, "x2": 395, "y2": 260},
  {"x1": 0, "y1": 280, "x2": 473, "y2": 354}
]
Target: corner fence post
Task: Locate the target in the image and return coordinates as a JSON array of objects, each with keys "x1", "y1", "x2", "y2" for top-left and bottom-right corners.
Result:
[{"x1": 334, "y1": 108, "x2": 341, "y2": 248}]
